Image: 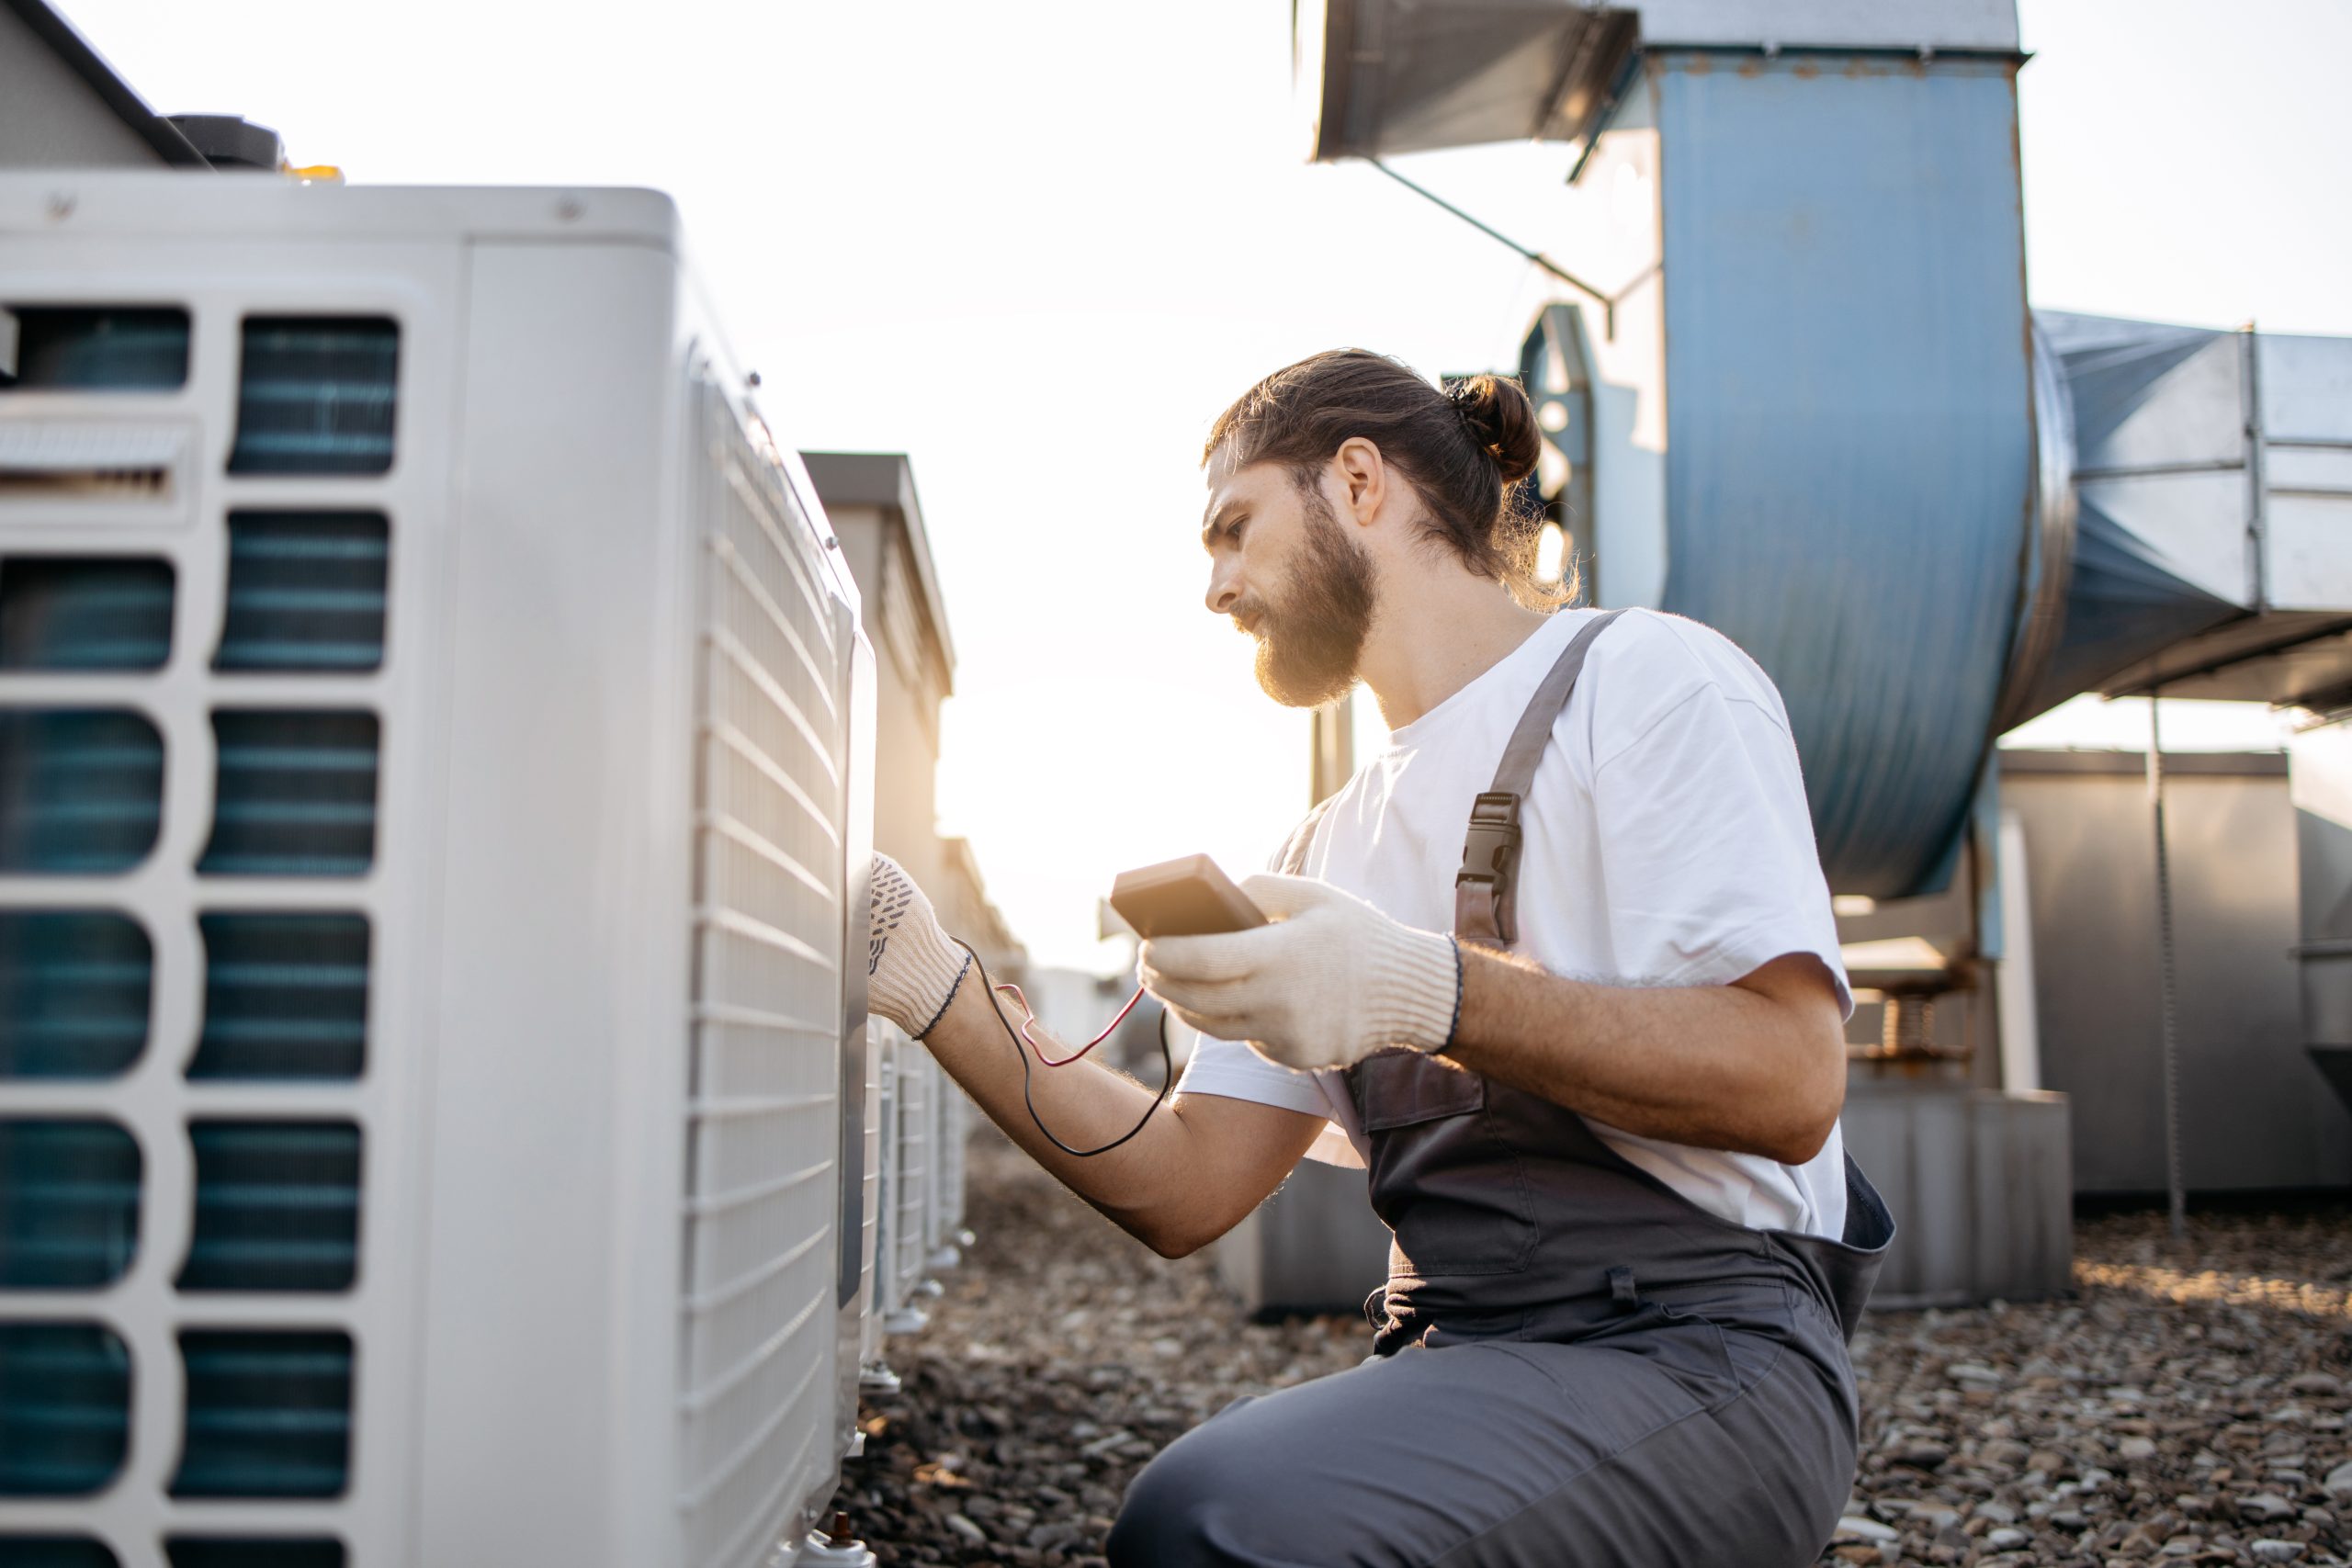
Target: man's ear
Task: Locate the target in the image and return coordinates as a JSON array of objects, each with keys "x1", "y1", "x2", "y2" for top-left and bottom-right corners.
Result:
[{"x1": 1333, "y1": 436, "x2": 1385, "y2": 528}]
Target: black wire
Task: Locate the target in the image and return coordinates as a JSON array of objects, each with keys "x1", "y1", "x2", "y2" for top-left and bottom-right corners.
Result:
[{"x1": 944, "y1": 937, "x2": 1171, "y2": 1158}]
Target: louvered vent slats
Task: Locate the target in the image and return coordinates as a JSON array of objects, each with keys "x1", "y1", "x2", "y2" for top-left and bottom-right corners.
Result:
[
  {"x1": 214, "y1": 513, "x2": 388, "y2": 672},
  {"x1": 0, "y1": 1322, "x2": 130, "y2": 1495},
  {"x1": 228, "y1": 319, "x2": 397, "y2": 476},
  {"x1": 179, "y1": 1122, "x2": 360, "y2": 1292},
  {"x1": 0, "y1": 1537, "x2": 119, "y2": 1567},
  {"x1": 679, "y1": 376, "x2": 848, "y2": 1568},
  {"x1": 198, "y1": 711, "x2": 379, "y2": 877},
  {"x1": 0, "y1": 911, "x2": 150, "y2": 1078},
  {"x1": 170, "y1": 1330, "x2": 353, "y2": 1498},
  {"x1": 0, "y1": 558, "x2": 175, "y2": 671},
  {"x1": 190, "y1": 913, "x2": 368, "y2": 1080},
  {"x1": 0, "y1": 306, "x2": 190, "y2": 392},
  {"x1": 0, "y1": 709, "x2": 164, "y2": 873},
  {"x1": 0, "y1": 1121, "x2": 140, "y2": 1289},
  {"x1": 167, "y1": 1541, "x2": 344, "y2": 1568}
]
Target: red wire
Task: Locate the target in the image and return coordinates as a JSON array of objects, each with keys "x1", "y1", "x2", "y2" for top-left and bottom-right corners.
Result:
[{"x1": 991, "y1": 981, "x2": 1148, "y2": 1067}]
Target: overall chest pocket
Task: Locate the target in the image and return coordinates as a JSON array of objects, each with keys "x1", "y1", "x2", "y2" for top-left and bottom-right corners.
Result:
[{"x1": 1348, "y1": 1051, "x2": 1537, "y2": 1276}]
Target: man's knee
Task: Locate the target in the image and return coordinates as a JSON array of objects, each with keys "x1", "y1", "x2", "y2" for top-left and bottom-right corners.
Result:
[{"x1": 1105, "y1": 1409, "x2": 1276, "y2": 1568}]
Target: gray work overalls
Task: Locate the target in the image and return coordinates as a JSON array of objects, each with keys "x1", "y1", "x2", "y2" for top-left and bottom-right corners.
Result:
[{"x1": 1112, "y1": 611, "x2": 1895, "y2": 1568}]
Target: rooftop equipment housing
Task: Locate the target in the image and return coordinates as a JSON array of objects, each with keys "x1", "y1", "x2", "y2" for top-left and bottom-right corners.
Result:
[
  {"x1": 1299, "y1": 0, "x2": 2352, "y2": 902},
  {"x1": 1269, "y1": 0, "x2": 2352, "y2": 1309},
  {"x1": 0, "y1": 173, "x2": 879, "y2": 1568}
]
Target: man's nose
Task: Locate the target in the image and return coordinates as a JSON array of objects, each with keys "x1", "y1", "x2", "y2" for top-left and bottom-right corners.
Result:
[{"x1": 1205, "y1": 559, "x2": 1243, "y2": 616}]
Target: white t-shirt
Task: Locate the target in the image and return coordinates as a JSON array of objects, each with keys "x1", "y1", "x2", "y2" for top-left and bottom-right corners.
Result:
[{"x1": 1177, "y1": 606, "x2": 1853, "y2": 1240}]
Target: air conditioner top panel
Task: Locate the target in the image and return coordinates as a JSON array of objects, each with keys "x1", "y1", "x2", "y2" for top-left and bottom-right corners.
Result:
[{"x1": 0, "y1": 172, "x2": 683, "y2": 250}]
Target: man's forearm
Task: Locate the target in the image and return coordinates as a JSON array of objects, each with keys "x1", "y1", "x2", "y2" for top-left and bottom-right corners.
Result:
[
  {"x1": 914, "y1": 976, "x2": 1180, "y2": 1221},
  {"x1": 910, "y1": 976, "x2": 1321, "y2": 1256},
  {"x1": 1444, "y1": 946, "x2": 1847, "y2": 1165}
]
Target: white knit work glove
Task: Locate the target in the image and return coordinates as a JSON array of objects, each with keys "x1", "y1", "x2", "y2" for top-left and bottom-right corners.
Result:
[
  {"x1": 1137, "y1": 873, "x2": 1461, "y2": 1071},
  {"x1": 866, "y1": 852, "x2": 972, "y2": 1038}
]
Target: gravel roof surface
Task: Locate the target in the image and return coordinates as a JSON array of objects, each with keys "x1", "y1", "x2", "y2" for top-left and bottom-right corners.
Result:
[{"x1": 830, "y1": 1130, "x2": 2352, "y2": 1567}]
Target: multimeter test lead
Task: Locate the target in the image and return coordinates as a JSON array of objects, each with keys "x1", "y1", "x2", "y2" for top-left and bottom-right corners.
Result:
[{"x1": 946, "y1": 938, "x2": 1170, "y2": 1158}]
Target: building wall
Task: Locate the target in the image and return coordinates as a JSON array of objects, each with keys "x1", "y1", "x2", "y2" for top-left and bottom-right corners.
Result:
[
  {"x1": 0, "y1": 5, "x2": 176, "y2": 169},
  {"x1": 816, "y1": 481, "x2": 1020, "y2": 976},
  {"x1": 830, "y1": 501, "x2": 942, "y2": 865}
]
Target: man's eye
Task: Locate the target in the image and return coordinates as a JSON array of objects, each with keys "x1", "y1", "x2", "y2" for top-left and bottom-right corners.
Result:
[{"x1": 1228, "y1": 521, "x2": 1247, "y2": 547}]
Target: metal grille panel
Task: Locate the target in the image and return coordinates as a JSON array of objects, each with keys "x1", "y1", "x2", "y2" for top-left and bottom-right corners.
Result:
[
  {"x1": 0, "y1": 1120, "x2": 140, "y2": 1289},
  {"x1": 178, "y1": 1122, "x2": 361, "y2": 1292},
  {"x1": 678, "y1": 377, "x2": 847, "y2": 1568},
  {"x1": 0, "y1": 910, "x2": 150, "y2": 1078},
  {"x1": 930, "y1": 1080, "x2": 969, "y2": 1259},
  {"x1": 889, "y1": 1048, "x2": 932, "y2": 1314},
  {"x1": 214, "y1": 513, "x2": 389, "y2": 673},
  {"x1": 0, "y1": 306, "x2": 190, "y2": 392},
  {"x1": 198, "y1": 710, "x2": 379, "y2": 877},
  {"x1": 0, "y1": 558, "x2": 174, "y2": 671},
  {"x1": 0, "y1": 1322, "x2": 130, "y2": 1495},
  {"x1": 166, "y1": 1542, "x2": 343, "y2": 1568},
  {"x1": 0, "y1": 1539, "x2": 118, "y2": 1567},
  {"x1": 169, "y1": 1330, "x2": 353, "y2": 1498},
  {"x1": 188, "y1": 913, "x2": 368, "y2": 1080},
  {"x1": 227, "y1": 319, "x2": 396, "y2": 476},
  {"x1": 0, "y1": 709, "x2": 164, "y2": 873}
]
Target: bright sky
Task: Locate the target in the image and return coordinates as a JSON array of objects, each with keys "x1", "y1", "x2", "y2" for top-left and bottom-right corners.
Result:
[{"x1": 60, "y1": 0, "x2": 2352, "y2": 973}]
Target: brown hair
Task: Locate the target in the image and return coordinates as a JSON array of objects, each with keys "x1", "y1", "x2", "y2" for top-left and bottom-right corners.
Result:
[{"x1": 1202, "y1": 348, "x2": 1568, "y2": 607}]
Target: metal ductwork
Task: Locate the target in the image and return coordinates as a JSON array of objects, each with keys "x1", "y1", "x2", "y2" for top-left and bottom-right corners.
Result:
[{"x1": 1303, "y1": 0, "x2": 2352, "y2": 903}]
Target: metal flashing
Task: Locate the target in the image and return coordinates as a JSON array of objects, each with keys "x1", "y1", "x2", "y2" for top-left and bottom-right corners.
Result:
[
  {"x1": 0, "y1": 174, "x2": 686, "y2": 250},
  {"x1": 2, "y1": 0, "x2": 209, "y2": 168},
  {"x1": 1298, "y1": 0, "x2": 2018, "y2": 163},
  {"x1": 800, "y1": 451, "x2": 957, "y2": 678}
]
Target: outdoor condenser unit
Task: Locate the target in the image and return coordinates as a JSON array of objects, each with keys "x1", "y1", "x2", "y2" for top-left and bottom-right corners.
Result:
[{"x1": 0, "y1": 175, "x2": 882, "y2": 1568}]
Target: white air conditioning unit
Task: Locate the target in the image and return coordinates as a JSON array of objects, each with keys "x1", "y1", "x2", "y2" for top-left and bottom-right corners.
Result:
[
  {"x1": 926, "y1": 1066, "x2": 971, "y2": 1273},
  {"x1": 0, "y1": 174, "x2": 880, "y2": 1568}
]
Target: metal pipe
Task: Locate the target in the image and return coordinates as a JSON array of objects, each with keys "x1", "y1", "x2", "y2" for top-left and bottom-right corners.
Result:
[
  {"x1": 2241, "y1": 323, "x2": 2268, "y2": 614},
  {"x1": 2147, "y1": 692, "x2": 2188, "y2": 1241},
  {"x1": 1366, "y1": 159, "x2": 1623, "y2": 334}
]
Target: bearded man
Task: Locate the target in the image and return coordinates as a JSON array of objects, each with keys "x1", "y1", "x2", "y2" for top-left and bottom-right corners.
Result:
[{"x1": 865, "y1": 349, "x2": 1891, "y2": 1567}]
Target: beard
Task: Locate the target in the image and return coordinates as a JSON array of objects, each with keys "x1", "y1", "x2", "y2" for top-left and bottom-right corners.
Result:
[{"x1": 1237, "y1": 485, "x2": 1377, "y2": 708}]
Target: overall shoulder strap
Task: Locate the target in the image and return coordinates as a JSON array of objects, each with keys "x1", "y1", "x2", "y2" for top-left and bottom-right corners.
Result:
[{"x1": 1455, "y1": 608, "x2": 1629, "y2": 947}]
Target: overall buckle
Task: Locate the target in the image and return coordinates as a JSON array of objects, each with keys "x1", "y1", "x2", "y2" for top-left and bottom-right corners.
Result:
[{"x1": 1454, "y1": 791, "x2": 1523, "y2": 945}]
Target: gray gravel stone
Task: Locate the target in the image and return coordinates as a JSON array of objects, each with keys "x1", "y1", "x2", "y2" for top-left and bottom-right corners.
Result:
[{"x1": 831, "y1": 1131, "x2": 2352, "y2": 1567}]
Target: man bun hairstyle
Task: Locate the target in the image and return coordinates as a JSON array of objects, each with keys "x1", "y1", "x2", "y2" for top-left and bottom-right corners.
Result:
[
  {"x1": 1442, "y1": 373, "x2": 1544, "y2": 488},
  {"x1": 1204, "y1": 348, "x2": 1568, "y2": 608}
]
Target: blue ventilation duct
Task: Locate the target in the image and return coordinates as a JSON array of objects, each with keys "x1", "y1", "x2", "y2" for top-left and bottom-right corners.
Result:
[{"x1": 1649, "y1": 53, "x2": 2035, "y2": 898}]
